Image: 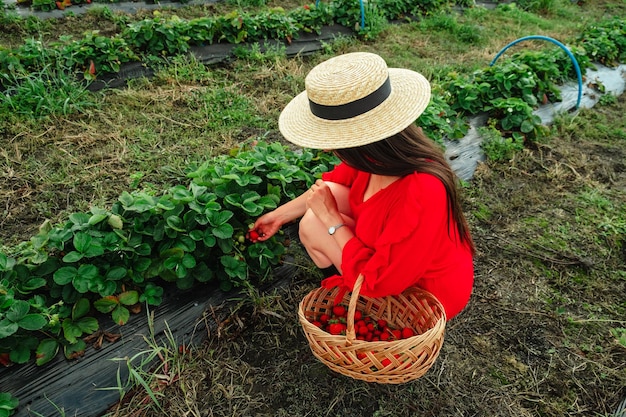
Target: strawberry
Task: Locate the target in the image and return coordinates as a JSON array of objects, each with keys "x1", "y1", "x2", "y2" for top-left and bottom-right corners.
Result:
[
  {"x1": 354, "y1": 310, "x2": 363, "y2": 321},
  {"x1": 380, "y1": 358, "x2": 391, "y2": 367},
  {"x1": 332, "y1": 305, "x2": 347, "y2": 318},
  {"x1": 379, "y1": 331, "x2": 390, "y2": 341},
  {"x1": 357, "y1": 325, "x2": 369, "y2": 336},
  {"x1": 312, "y1": 321, "x2": 323, "y2": 328},
  {"x1": 0, "y1": 353, "x2": 11, "y2": 367},
  {"x1": 377, "y1": 319, "x2": 387, "y2": 329},
  {"x1": 319, "y1": 314, "x2": 331, "y2": 324},
  {"x1": 247, "y1": 229, "x2": 260, "y2": 241},
  {"x1": 391, "y1": 329, "x2": 402, "y2": 340},
  {"x1": 401, "y1": 327, "x2": 415, "y2": 339},
  {"x1": 328, "y1": 323, "x2": 346, "y2": 335}
]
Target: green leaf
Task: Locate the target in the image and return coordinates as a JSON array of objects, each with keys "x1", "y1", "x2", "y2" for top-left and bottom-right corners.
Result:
[
  {"x1": 164, "y1": 256, "x2": 180, "y2": 270},
  {"x1": 88, "y1": 213, "x2": 108, "y2": 226},
  {"x1": 134, "y1": 258, "x2": 151, "y2": 272},
  {"x1": 0, "y1": 253, "x2": 16, "y2": 271},
  {"x1": 0, "y1": 392, "x2": 19, "y2": 412},
  {"x1": 166, "y1": 215, "x2": 186, "y2": 232},
  {"x1": 76, "y1": 317, "x2": 99, "y2": 334},
  {"x1": 36, "y1": 338, "x2": 59, "y2": 366},
  {"x1": 139, "y1": 284, "x2": 164, "y2": 306},
  {"x1": 189, "y1": 230, "x2": 204, "y2": 241},
  {"x1": 520, "y1": 119, "x2": 535, "y2": 133},
  {"x1": 62, "y1": 319, "x2": 83, "y2": 344},
  {"x1": 21, "y1": 277, "x2": 47, "y2": 291},
  {"x1": 220, "y1": 255, "x2": 246, "y2": 280},
  {"x1": 9, "y1": 341, "x2": 34, "y2": 364},
  {"x1": 63, "y1": 339, "x2": 87, "y2": 360},
  {"x1": 112, "y1": 305, "x2": 130, "y2": 325},
  {"x1": 73, "y1": 264, "x2": 99, "y2": 293},
  {"x1": 6, "y1": 300, "x2": 29, "y2": 322},
  {"x1": 74, "y1": 230, "x2": 97, "y2": 249},
  {"x1": 105, "y1": 266, "x2": 128, "y2": 281},
  {"x1": 18, "y1": 314, "x2": 47, "y2": 331},
  {"x1": 212, "y1": 223, "x2": 234, "y2": 239},
  {"x1": 62, "y1": 251, "x2": 84, "y2": 263},
  {"x1": 181, "y1": 253, "x2": 196, "y2": 269},
  {"x1": 69, "y1": 213, "x2": 90, "y2": 228},
  {"x1": 94, "y1": 296, "x2": 119, "y2": 313},
  {"x1": 0, "y1": 319, "x2": 19, "y2": 338},
  {"x1": 202, "y1": 232, "x2": 216, "y2": 248},
  {"x1": 119, "y1": 191, "x2": 135, "y2": 207},
  {"x1": 134, "y1": 243, "x2": 152, "y2": 256},
  {"x1": 175, "y1": 264, "x2": 188, "y2": 278},
  {"x1": 118, "y1": 290, "x2": 139, "y2": 306},
  {"x1": 84, "y1": 242, "x2": 105, "y2": 258},
  {"x1": 156, "y1": 196, "x2": 176, "y2": 211},
  {"x1": 54, "y1": 266, "x2": 77, "y2": 285},
  {"x1": 72, "y1": 298, "x2": 91, "y2": 320},
  {"x1": 208, "y1": 210, "x2": 234, "y2": 227}
]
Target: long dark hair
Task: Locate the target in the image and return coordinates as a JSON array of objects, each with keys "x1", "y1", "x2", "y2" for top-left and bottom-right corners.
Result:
[{"x1": 333, "y1": 123, "x2": 475, "y2": 253}]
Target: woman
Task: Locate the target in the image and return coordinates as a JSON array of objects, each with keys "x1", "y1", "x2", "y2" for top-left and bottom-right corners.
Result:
[{"x1": 252, "y1": 52, "x2": 475, "y2": 319}]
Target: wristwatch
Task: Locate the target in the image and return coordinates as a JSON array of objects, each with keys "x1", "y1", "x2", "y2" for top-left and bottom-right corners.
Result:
[{"x1": 328, "y1": 223, "x2": 346, "y2": 235}]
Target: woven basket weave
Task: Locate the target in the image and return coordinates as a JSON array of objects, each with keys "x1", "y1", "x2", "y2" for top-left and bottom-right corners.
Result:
[{"x1": 298, "y1": 275, "x2": 446, "y2": 384}]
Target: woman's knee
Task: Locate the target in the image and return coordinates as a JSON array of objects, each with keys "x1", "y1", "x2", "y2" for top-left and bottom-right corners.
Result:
[{"x1": 298, "y1": 209, "x2": 322, "y2": 247}]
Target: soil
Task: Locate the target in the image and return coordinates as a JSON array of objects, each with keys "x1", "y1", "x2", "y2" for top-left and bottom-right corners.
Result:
[{"x1": 103, "y1": 96, "x2": 626, "y2": 417}]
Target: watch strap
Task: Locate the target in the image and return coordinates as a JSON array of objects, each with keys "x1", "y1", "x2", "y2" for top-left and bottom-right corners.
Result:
[{"x1": 328, "y1": 223, "x2": 346, "y2": 235}]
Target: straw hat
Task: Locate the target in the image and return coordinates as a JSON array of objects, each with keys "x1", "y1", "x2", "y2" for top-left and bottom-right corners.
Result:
[{"x1": 278, "y1": 52, "x2": 431, "y2": 149}]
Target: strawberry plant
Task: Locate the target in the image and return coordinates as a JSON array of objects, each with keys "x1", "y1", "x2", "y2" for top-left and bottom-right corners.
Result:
[
  {"x1": 416, "y1": 94, "x2": 469, "y2": 144},
  {"x1": 289, "y1": 3, "x2": 334, "y2": 35},
  {"x1": 30, "y1": 0, "x2": 55, "y2": 11},
  {"x1": 123, "y1": 15, "x2": 192, "y2": 56},
  {"x1": 576, "y1": 16, "x2": 626, "y2": 66},
  {"x1": 0, "y1": 141, "x2": 339, "y2": 369},
  {"x1": 54, "y1": 32, "x2": 139, "y2": 75},
  {"x1": 488, "y1": 97, "x2": 547, "y2": 143}
]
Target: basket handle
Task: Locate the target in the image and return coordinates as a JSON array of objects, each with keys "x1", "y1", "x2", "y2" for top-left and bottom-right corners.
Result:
[{"x1": 345, "y1": 274, "x2": 365, "y2": 346}]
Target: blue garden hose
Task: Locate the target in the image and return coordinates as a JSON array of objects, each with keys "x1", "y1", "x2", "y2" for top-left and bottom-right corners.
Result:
[
  {"x1": 490, "y1": 35, "x2": 583, "y2": 109},
  {"x1": 315, "y1": 0, "x2": 365, "y2": 31}
]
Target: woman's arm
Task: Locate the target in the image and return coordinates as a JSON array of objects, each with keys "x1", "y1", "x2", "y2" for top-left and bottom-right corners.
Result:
[{"x1": 252, "y1": 190, "x2": 310, "y2": 241}]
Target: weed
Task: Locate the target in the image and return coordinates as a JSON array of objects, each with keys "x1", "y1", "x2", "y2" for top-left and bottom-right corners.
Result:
[
  {"x1": 0, "y1": 65, "x2": 100, "y2": 118},
  {"x1": 479, "y1": 124, "x2": 525, "y2": 162},
  {"x1": 598, "y1": 93, "x2": 618, "y2": 106}
]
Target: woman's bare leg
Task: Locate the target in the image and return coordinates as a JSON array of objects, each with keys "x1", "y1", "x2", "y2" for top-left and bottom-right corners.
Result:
[{"x1": 298, "y1": 182, "x2": 354, "y2": 273}]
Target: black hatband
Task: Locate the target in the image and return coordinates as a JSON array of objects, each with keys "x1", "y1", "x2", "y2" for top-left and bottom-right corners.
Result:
[{"x1": 309, "y1": 77, "x2": 391, "y2": 121}]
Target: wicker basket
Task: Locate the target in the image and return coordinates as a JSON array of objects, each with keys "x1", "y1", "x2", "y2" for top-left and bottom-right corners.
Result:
[{"x1": 298, "y1": 275, "x2": 446, "y2": 384}]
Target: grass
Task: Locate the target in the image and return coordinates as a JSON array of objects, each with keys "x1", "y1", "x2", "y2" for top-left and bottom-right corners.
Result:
[{"x1": 1, "y1": 0, "x2": 626, "y2": 415}]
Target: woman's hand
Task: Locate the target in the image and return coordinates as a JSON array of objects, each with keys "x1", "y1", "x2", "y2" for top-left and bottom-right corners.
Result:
[
  {"x1": 306, "y1": 179, "x2": 341, "y2": 225},
  {"x1": 252, "y1": 211, "x2": 282, "y2": 242}
]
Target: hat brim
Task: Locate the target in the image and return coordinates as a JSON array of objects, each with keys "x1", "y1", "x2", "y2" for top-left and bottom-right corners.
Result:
[{"x1": 278, "y1": 68, "x2": 431, "y2": 149}]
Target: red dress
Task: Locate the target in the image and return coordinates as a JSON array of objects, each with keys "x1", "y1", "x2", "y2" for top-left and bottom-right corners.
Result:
[{"x1": 320, "y1": 162, "x2": 474, "y2": 319}]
